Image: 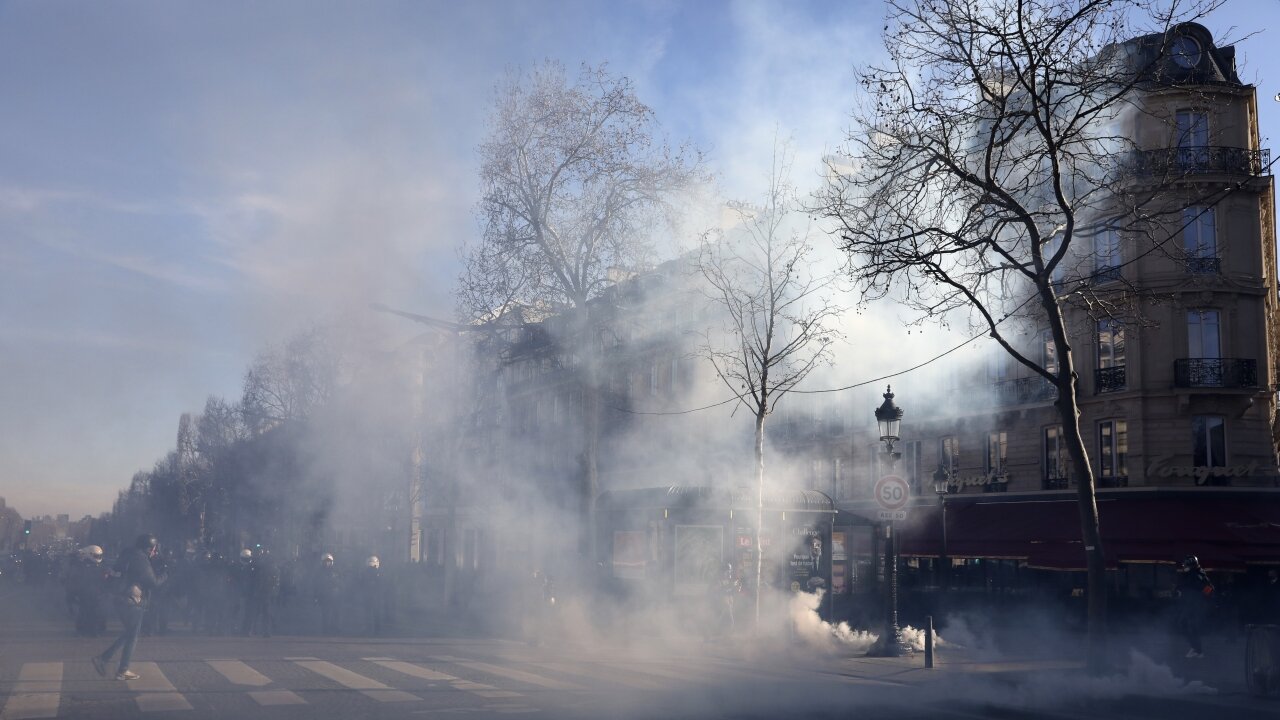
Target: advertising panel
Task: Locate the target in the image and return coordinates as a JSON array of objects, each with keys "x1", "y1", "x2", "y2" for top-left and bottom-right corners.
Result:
[
  {"x1": 788, "y1": 526, "x2": 825, "y2": 593},
  {"x1": 674, "y1": 525, "x2": 723, "y2": 597}
]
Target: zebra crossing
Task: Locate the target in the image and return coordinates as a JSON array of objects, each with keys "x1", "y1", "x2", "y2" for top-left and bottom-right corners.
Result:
[{"x1": 0, "y1": 648, "x2": 826, "y2": 719}]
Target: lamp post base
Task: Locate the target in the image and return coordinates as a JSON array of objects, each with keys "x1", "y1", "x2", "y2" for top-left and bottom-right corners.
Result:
[{"x1": 866, "y1": 626, "x2": 914, "y2": 657}]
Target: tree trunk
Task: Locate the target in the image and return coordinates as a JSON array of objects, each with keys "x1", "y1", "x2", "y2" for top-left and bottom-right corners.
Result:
[
  {"x1": 754, "y1": 408, "x2": 766, "y2": 626},
  {"x1": 576, "y1": 305, "x2": 601, "y2": 565},
  {"x1": 1049, "y1": 318, "x2": 1107, "y2": 674},
  {"x1": 583, "y1": 378, "x2": 600, "y2": 563}
]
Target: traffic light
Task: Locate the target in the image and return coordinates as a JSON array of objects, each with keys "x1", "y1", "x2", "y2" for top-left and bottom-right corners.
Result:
[{"x1": 22, "y1": 520, "x2": 31, "y2": 535}]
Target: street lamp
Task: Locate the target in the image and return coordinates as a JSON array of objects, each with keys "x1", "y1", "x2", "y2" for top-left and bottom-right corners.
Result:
[
  {"x1": 932, "y1": 466, "x2": 950, "y2": 590},
  {"x1": 875, "y1": 386, "x2": 903, "y2": 454},
  {"x1": 868, "y1": 386, "x2": 912, "y2": 657}
]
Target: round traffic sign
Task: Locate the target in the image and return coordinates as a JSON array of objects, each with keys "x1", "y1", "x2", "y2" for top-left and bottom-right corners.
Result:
[{"x1": 874, "y1": 475, "x2": 910, "y2": 511}]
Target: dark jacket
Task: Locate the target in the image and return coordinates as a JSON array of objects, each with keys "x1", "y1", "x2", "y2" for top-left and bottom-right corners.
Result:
[
  {"x1": 1176, "y1": 568, "x2": 1214, "y2": 612},
  {"x1": 114, "y1": 547, "x2": 161, "y2": 604}
]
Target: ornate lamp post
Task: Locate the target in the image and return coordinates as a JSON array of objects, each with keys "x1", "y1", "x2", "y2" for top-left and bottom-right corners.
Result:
[
  {"x1": 932, "y1": 465, "x2": 950, "y2": 590},
  {"x1": 868, "y1": 386, "x2": 912, "y2": 657}
]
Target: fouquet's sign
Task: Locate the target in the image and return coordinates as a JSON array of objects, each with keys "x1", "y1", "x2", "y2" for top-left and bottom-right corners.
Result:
[
  {"x1": 1145, "y1": 454, "x2": 1260, "y2": 486},
  {"x1": 939, "y1": 469, "x2": 1009, "y2": 490}
]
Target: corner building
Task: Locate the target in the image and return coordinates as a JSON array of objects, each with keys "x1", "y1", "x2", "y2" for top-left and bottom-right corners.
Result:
[{"x1": 832, "y1": 24, "x2": 1280, "y2": 619}]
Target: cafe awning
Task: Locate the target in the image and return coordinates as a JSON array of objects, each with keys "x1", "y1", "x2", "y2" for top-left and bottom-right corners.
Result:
[{"x1": 883, "y1": 490, "x2": 1280, "y2": 571}]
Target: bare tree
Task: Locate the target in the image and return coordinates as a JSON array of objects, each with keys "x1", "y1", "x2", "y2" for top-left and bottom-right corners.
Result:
[
  {"x1": 699, "y1": 140, "x2": 843, "y2": 623},
  {"x1": 459, "y1": 61, "x2": 703, "y2": 553},
  {"x1": 241, "y1": 326, "x2": 346, "y2": 434},
  {"x1": 817, "y1": 0, "x2": 1225, "y2": 671}
]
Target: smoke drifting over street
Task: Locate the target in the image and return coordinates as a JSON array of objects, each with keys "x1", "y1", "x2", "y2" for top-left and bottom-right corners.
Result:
[{"x1": 5, "y1": 2, "x2": 1280, "y2": 719}]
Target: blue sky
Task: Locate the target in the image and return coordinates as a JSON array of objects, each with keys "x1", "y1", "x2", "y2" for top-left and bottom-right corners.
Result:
[{"x1": 1, "y1": 0, "x2": 1277, "y2": 518}]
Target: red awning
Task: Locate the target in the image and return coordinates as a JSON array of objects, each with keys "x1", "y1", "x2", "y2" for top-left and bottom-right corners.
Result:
[{"x1": 892, "y1": 493, "x2": 1280, "y2": 571}]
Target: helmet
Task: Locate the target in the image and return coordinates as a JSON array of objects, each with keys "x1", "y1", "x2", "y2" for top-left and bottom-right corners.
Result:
[
  {"x1": 84, "y1": 545, "x2": 104, "y2": 564},
  {"x1": 1181, "y1": 554, "x2": 1200, "y2": 570},
  {"x1": 322, "y1": 553, "x2": 335, "y2": 564},
  {"x1": 366, "y1": 556, "x2": 380, "y2": 569},
  {"x1": 135, "y1": 533, "x2": 158, "y2": 551},
  {"x1": 239, "y1": 548, "x2": 253, "y2": 561}
]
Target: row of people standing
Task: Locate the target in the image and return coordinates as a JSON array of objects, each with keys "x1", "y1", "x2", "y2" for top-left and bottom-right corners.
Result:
[
  {"x1": 66, "y1": 543, "x2": 398, "y2": 639},
  {"x1": 182, "y1": 549, "x2": 395, "y2": 637}
]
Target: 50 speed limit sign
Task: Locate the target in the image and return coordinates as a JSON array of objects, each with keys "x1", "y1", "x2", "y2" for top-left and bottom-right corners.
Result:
[{"x1": 874, "y1": 475, "x2": 911, "y2": 520}]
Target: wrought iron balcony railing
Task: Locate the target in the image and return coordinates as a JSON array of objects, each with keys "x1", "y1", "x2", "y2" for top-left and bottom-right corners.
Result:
[
  {"x1": 1092, "y1": 265, "x2": 1123, "y2": 284},
  {"x1": 1098, "y1": 475, "x2": 1129, "y2": 488},
  {"x1": 1184, "y1": 256, "x2": 1221, "y2": 274},
  {"x1": 1173, "y1": 358, "x2": 1258, "y2": 389},
  {"x1": 991, "y1": 376, "x2": 1058, "y2": 406},
  {"x1": 1129, "y1": 146, "x2": 1271, "y2": 177},
  {"x1": 1094, "y1": 365, "x2": 1127, "y2": 393},
  {"x1": 1044, "y1": 476, "x2": 1070, "y2": 490},
  {"x1": 983, "y1": 477, "x2": 1009, "y2": 493}
]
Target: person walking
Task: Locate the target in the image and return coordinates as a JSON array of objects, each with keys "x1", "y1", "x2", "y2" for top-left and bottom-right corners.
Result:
[
  {"x1": 1175, "y1": 554, "x2": 1215, "y2": 658},
  {"x1": 92, "y1": 534, "x2": 164, "y2": 681}
]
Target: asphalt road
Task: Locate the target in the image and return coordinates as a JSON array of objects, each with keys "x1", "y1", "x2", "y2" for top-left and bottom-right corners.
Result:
[{"x1": 2, "y1": 581, "x2": 1279, "y2": 720}]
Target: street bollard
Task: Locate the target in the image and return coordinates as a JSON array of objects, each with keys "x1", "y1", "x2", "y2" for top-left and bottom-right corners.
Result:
[{"x1": 924, "y1": 615, "x2": 934, "y2": 668}]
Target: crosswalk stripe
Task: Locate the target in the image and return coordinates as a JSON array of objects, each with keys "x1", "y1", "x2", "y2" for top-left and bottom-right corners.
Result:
[
  {"x1": 432, "y1": 656, "x2": 584, "y2": 691},
  {"x1": 247, "y1": 690, "x2": 308, "y2": 706},
  {"x1": 365, "y1": 658, "x2": 523, "y2": 699},
  {"x1": 127, "y1": 662, "x2": 192, "y2": 712},
  {"x1": 291, "y1": 660, "x2": 419, "y2": 702},
  {"x1": 207, "y1": 660, "x2": 271, "y2": 687},
  {"x1": 0, "y1": 662, "x2": 62, "y2": 720},
  {"x1": 207, "y1": 661, "x2": 307, "y2": 705}
]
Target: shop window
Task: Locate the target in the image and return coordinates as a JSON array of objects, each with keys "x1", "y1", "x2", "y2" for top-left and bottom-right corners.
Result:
[
  {"x1": 1041, "y1": 330, "x2": 1059, "y2": 375},
  {"x1": 986, "y1": 431, "x2": 1008, "y2": 493},
  {"x1": 1191, "y1": 415, "x2": 1226, "y2": 469},
  {"x1": 988, "y1": 352, "x2": 1011, "y2": 384},
  {"x1": 1044, "y1": 426, "x2": 1069, "y2": 489},
  {"x1": 1177, "y1": 110, "x2": 1209, "y2": 148},
  {"x1": 834, "y1": 458, "x2": 844, "y2": 500},
  {"x1": 1098, "y1": 420, "x2": 1128, "y2": 488},
  {"x1": 939, "y1": 436, "x2": 960, "y2": 476},
  {"x1": 1095, "y1": 319, "x2": 1126, "y2": 393},
  {"x1": 1187, "y1": 309, "x2": 1221, "y2": 359},
  {"x1": 1094, "y1": 228, "x2": 1122, "y2": 281},
  {"x1": 1182, "y1": 206, "x2": 1218, "y2": 273}
]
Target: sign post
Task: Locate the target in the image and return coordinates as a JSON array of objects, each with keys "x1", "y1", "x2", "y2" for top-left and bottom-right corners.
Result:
[
  {"x1": 874, "y1": 474, "x2": 911, "y2": 522},
  {"x1": 869, "y1": 474, "x2": 912, "y2": 657}
]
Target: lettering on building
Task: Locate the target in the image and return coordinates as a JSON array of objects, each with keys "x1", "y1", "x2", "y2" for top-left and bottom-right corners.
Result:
[
  {"x1": 939, "y1": 469, "x2": 1009, "y2": 490},
  {"x1": 1145, "y1": 454, "x2": 1259, "y2": 486}
]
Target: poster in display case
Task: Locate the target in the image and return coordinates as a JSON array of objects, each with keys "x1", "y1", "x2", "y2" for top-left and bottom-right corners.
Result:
[{"x1": 674, "y1": 525, "x2": 723, "y2": 597}]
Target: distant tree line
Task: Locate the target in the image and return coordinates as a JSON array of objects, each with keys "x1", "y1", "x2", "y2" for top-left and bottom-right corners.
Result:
[{"x1": 101, "y1": 325, "x2": 429, "y2": 559}]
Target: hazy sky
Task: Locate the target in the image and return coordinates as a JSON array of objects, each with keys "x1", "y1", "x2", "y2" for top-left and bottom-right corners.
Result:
[{"x1": 2, "y1": 0, "x2": 1277, "y2": 519}]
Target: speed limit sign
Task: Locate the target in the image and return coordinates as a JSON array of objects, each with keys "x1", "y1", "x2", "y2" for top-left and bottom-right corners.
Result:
[{"x1": 874, "y1": 475, "x2": 911, "y2": 520}]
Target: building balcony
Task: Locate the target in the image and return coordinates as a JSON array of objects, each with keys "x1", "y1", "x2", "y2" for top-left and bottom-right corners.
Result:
[
  {"x1": 1094, "y1": 365, "x2": 1127, "y2": 393},
  {"x1": 991, "y1": 376, "x2": 1057, "y2": 406},
  {"x1": 1098, "y1": 475, "x2": 1129, "y2": 488},
  {"x1": 1128, "y1": 146, "x2": 1271, "y2": 178},
  {"x1": 1044, "y1": 476, "x2": 1070, "y2": 490},
  {"x1": 1092, "y1": 265, "x2": 1123, "y2": 284},
  {"x1": 1173, "y1": 358, "x2": 1258, "y2": 389},
  {"x1": 1183, "y1": 256, "x2": 1221, "y2": 274}
]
